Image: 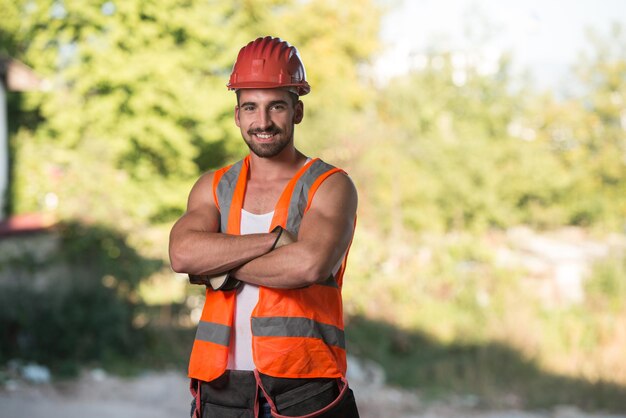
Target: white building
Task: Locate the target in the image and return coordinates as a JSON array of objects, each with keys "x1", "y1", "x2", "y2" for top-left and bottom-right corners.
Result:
[{"x1": 0, "y1": 56, "x2": 42, "y2": 222}]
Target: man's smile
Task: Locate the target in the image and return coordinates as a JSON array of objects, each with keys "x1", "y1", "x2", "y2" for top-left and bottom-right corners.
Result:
[{"x1": 248, "y1": 128, "x2": 282, "y2": 142}]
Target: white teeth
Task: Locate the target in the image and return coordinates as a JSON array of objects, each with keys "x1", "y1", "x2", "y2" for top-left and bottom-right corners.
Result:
[{"x1": 256, "y1": 134, "x2": 273, "y2": 139}]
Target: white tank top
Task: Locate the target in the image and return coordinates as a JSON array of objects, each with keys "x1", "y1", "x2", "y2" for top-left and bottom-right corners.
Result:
[{"x1": 227, "y1": 208, "x2": 273, "y2": 370}]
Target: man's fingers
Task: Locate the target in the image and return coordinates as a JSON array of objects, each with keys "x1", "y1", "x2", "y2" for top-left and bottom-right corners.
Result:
[
  {"x1": 189, "y1": 273, "x2": 242, "y2": 291},
  {"x1": 275, "y1": 228, "x2": 296, "y2": 248}
]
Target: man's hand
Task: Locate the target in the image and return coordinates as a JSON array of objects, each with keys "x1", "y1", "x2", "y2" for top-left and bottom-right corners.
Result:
[
  {"x1": 188, "y1": 272, "x2": 241, "y2": 291},
  {"x1": 271, "y1": 226, "x2": 297, "y2": 250}
]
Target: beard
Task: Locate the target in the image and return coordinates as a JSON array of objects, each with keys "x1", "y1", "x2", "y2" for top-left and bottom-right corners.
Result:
[{"x1": 244, "y1": 128, "x2": 292, "y2": 158}]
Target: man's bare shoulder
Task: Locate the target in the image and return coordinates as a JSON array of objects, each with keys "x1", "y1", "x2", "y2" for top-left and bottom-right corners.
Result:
[
  {"x1": 197, "y1": 170, "x2": 217, "y2": 187},
  {"x1": 309, "y1": 170, "x2": 358, "y2": 212},
  {"x1": 321, "y1": 170, "x2": 357, "y2": 195},
  {"x1": 187, "y1": 170, "x2": 218, "y2": 211}
]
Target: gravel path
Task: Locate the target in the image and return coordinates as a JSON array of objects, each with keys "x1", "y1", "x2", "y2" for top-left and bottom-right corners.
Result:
[{"x1": 1, "y1": 369, "x2": 624, "y2": 418}]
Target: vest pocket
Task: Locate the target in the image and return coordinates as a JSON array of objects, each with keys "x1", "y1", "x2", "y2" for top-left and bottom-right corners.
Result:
[
  {"x1": 257, "y1": 373, "x2": 360, "y2": 418},
  {"x1": 200, "y1": 371, "x2": 257, "y2": 418},
  {"x1": 274, "y1": 380, "x2": 338, "y2": 415}
]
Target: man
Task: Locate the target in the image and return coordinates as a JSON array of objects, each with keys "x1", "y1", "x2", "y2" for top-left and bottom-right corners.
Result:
[{"x1": 169, "y1": 36, "x2": 359, "y2": 418}]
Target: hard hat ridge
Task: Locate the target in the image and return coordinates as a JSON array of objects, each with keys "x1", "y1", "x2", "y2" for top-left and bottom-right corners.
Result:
[{"x1": 227, "y1": 36, "x2": 311, "y2": 96}]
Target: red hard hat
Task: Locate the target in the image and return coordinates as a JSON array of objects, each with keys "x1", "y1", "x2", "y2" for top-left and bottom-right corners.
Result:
[{"x1": 227, "y1": 36, "x2": 310, "y2": 96}]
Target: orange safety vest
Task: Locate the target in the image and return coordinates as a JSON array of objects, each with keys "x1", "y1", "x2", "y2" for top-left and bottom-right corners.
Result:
[{"x1": 188, "y1": 156, "x2": 353, "y2": 382}]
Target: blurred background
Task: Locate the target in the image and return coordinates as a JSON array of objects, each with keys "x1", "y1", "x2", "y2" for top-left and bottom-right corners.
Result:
[{"x1": 1, "y1": 0, "x2": 625, "y2": 417}]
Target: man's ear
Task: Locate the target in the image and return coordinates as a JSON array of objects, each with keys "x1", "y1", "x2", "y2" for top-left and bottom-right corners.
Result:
[
  {"x1": 234, "y1": 105, "x2": 241, "y2": 127},
  {"x1": 294, "y1": 100, "x2": 304, "y2": 124}
]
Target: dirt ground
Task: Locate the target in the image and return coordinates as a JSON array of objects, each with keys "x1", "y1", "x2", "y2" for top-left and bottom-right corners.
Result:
[{"x1": 1, "y1": 370, "x2": 625, "y2": 418}]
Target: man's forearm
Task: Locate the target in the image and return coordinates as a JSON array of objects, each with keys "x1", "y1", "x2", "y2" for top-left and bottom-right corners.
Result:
[
  {"x1": 169, "y1": 230, "x2": 277, "y2": 275},
  {"x1": 230, "y1": 242, "x2": 330, "y2": 289}
]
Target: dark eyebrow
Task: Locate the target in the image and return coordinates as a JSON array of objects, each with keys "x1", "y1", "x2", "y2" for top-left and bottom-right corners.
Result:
[
  {"x1": 239, "y1": 100, "x2": 290, "y2": 108},
  {"x1": 269, "y1": 100, "x2": 289, "y2": 107}
]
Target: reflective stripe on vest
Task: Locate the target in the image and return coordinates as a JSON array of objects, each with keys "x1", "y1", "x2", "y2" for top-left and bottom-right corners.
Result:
[
  {"x1": 285, "y1": 159, "x2": 335, "y2": 234},
  {"x1": 195, "y1": 321, "x2": 231, "y2": 346},
  {"x1": 188, "y1": 155, "x2": 352, "y2": 382},
  {"x1": 216, "y1": 160, "x2": 244, "y2": 233},
  {"x1": 252, "y1": 316, "x2": 346, "y2": 349}
]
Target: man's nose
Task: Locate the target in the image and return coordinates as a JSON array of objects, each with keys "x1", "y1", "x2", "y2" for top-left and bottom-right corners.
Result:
[{"x1": 257, "y1": 109, "x2": 272, "y2": 130}]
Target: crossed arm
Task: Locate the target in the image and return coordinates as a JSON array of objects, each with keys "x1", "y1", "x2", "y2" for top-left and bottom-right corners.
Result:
[{"x1": 168, "y1": 170, "x2": 357, "y2": 289}]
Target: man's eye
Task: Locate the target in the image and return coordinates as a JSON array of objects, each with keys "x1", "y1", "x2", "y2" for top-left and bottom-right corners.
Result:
[
  {"x1": 271, "y1": 104, "x2": 285, "y2": 111},
  {"x1": 243, "y1": 106, "x2": 254, "y2": 111}
]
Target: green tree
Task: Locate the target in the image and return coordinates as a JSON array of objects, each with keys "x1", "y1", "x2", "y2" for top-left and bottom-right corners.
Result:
[
  {"x1": 569, "y1": 23, "x2": 626, "y2": 228},
  {"x1": 355, "y1": 50, "x2": 570, "y2": 234},
  {"x1": 2, "y1": 0, "x2": 382, "y2": 230},
  {"x1": 522, "y1": 23, "x2": 626, "y2": 229}
]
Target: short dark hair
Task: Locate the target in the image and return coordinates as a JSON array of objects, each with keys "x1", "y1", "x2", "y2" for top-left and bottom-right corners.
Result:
[{"x1": 236, "y1": 90, "x2": 299, "y2": 107}]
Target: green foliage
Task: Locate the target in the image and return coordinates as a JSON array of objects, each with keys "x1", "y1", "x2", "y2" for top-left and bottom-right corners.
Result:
[
  {"x1": 347, "y1": 24, "x2": 626, "y2": 234},
  {"x1": 346, "y1": 231, "x2": 516, "y2": 343},
  {"x1": 58, "y1": 222, "x2": 163, "y2": 290},
  {"x1": 345, "y1": 231, "x2": 626, "y2": 411},
  {"x1": 585, "y1": 249, "x2": 626, "y2": 312},
  {"x1": 346, "y1": 315, "x2": 626, "y2": 410},
  {"x1": 0, "y1": 284, "x2": 134, "y2": 373},
  {"x1": 0, "y1": 222, "x2": 166, "y2": 374},
  {"x1": 4, "y1": 1, "x2": 622, "y2": 234},
  {"x1": 355, "y1": 52, "x2": 579, "y2": 233}
]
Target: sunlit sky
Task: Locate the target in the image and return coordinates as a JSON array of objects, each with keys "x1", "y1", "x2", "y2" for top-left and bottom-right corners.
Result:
[{"x1": 376, "y1": 0, "x2": 626, "y2": 92}]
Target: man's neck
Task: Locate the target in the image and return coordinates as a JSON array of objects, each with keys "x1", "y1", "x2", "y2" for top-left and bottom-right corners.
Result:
[{"x1": 248, "y1": 148, "x2": 308, "y2": 181}]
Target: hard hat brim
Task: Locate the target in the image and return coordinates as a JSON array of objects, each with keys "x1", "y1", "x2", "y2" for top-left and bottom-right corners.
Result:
[{"x1": 227, "y1": 81, "x2": 310, "y2": 96}]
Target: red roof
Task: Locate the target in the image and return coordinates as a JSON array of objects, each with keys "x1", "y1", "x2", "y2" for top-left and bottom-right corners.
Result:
[{"x1": 0, "y1": 213, "x2": 55, "y2": 237}]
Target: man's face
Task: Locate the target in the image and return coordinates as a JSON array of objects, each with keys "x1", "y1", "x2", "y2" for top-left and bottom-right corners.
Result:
[{"x1": 235, "y1": 88, "x2": 304, "y2": 158}]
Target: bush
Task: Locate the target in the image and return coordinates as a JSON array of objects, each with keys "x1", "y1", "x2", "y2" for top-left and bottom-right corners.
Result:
[
  {"x1": 0, "y1": 222, "x2": 165, "y2": 375},
  {"x1": 0, "y1": 284, "x2": 135, "y2": 372}
]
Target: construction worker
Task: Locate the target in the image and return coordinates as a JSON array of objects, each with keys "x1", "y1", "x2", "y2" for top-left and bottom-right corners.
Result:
[{"x1": 169, "y1": 36, "x2": 359, "y2": 418}]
